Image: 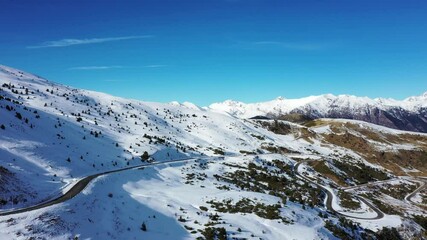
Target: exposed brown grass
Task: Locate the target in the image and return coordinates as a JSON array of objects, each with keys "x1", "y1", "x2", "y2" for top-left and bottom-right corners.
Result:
[
  {"x1": 304, "y1": 119, "x2": 327, "y2": 128},
  {"x1": 299, "y1": 128, "x2": 316, "y2": 144},
  {"x1": 321, "y1": 124, "x2": 427, "y2": 176},
  {"x1": 343, "y1": 122, "x2": 427, "y2": 148},
  {"x1": 308, "y1": 161, "x2": 347, "y2": 186}
]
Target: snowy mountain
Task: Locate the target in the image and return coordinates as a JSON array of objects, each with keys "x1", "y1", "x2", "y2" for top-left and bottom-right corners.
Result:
[
  {"x1": 209, "y1": 93, "x2": 427, "y2": 133},
  {"x1": 1, "y1": 65, "x2": 427, "y2": 240}
]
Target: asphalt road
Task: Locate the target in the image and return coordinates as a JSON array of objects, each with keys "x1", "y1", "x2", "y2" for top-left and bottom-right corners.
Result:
[
  {"x1": 341, "y1": 178, "x2": 399, "y2": 191},
  {"x1": 0, "y1": 157, "x2": 202, "y2": 217},
  {"x1": 405, "y1": 178, "x2": 427, "y2": 203},
  {"x1": 2, "y1": 156, "x2": 423, "y2": 219},
  {"x1": 294, "y1": 161, "x2": 384, "y2": 220},
  {"x1": 343, "y1": 175, "x2": 427, "y2": 206}
]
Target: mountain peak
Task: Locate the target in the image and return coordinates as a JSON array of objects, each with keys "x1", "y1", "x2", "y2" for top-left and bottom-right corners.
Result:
[
  {"x1": 221, "y1": 99, "x2": 243, "y2": 105},
  {"x1": 404, "y1": 91, "x2": 427, "y2": 102}
]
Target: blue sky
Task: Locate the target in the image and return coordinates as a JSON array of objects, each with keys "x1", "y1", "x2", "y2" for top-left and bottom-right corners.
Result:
[{"x1": 1, "y1": 0, "x2": 427, "y2": 105}]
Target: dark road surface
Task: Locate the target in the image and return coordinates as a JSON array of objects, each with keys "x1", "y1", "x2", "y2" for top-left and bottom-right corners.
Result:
[
  {"x1": 0, "y1": 157, "x2": 201, "y2": 216},
  {"x1": 294, "y1": 161, "x2": 384, "y2": 220},
  {"x1": 405, "y1": 178, "x2": 427, "y2": 203},
  {"x1": 2, "y1": 156, "x2": 421, "y2": 219}
]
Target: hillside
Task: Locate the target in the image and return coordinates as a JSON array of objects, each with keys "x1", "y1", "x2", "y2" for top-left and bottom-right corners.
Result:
[{"x1": 1, "y1": 65, "x2": 427, "y2": 239}]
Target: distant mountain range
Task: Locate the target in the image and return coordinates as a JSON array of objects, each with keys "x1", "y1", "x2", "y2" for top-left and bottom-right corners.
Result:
[
  {"x1": 209, "y1": 93, "x2": 427, "y2": 133},
  {"x1": 1, "y1": 64, "x2": 427, "y2": 239}
]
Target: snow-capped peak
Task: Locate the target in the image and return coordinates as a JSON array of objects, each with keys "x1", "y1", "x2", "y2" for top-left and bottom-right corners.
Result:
[
  {"x1": 209, "y1": 92, "x2": 427, "y2": 119},
  {"x1": 0, "y1": 64, "x2": 425, "y2": 239},
  {"x1": 422, "y1": 91, "x2": 427, "y2": 98},
  {"x1": 404, "y1": 91, "x2": 427, "y2": 103}
]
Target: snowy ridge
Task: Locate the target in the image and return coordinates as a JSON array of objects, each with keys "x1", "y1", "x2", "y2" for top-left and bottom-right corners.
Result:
[
  {"x1": 208, "y1": 92, "x2": 427, "y2": 119},
  {"x1": 0, "y1": 65, "x2": 340, "y2": 239},
  {"x1": 0, "y1": 64, "x2": 426, "y2": 239}
]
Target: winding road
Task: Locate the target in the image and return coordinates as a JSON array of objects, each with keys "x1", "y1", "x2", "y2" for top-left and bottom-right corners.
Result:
[
  {"x1": 1, "y1": 155, "x2": 425, "y2": 219},
  {"x1": 341, "y1": 178, "x2": 399, "y2": 191},
  {"x1": 0, "y1": 157, "x2": 205, "y2": 217},
  {"x1": 294, "y1": 159, "x2": 427, "y2": 220},
  {"x1": 340, "y1": 174, "x2": 427, "y2": 206},
  {"x1": 294, "y1": 160, "x2": 384, "y2": 220},
  {"x1": 405, "y1": 178, "x2": 427, "y2": 204}
]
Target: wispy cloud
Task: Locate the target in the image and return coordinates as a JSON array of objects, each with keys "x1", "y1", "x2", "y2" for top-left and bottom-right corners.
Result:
[
  {"x1": 251, "y1": 41, "x2": 327, "y2": 51},
  {"x1": 68, "y1": 64, "x2": 167, "y2": 71},
  {"x1": 68, "y1": 65, "x2": 126, "y2": 70},
  {"x1": 234, "y1": 40, "x2": 332, "y2": 51},
  {"x1": 28, "y1": 35, "x2": 153, "y2": 49},
  {"x1": 143, "y1": 64, "x2": 167, "y2": 68}
]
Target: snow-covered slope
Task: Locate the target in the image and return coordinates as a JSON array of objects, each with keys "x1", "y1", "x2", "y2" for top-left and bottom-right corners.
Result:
[
  {"x1": 0, "y1": 65, "x2": 426, "y2": 239},
  {"x1": 209, "y1": 92, "x2": 427, "y2": 133},
  {"x1": 0, "y1": 65, "x2": 340, "y2": 239},
  {"x1": 0, "y1": 64, "x2": 298, "y2": 205}
]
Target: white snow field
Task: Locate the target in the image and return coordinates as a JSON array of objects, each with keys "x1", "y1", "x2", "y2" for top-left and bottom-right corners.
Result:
[{"x1": 0, "y1": 65, "x2": 425, "y2": 239}]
